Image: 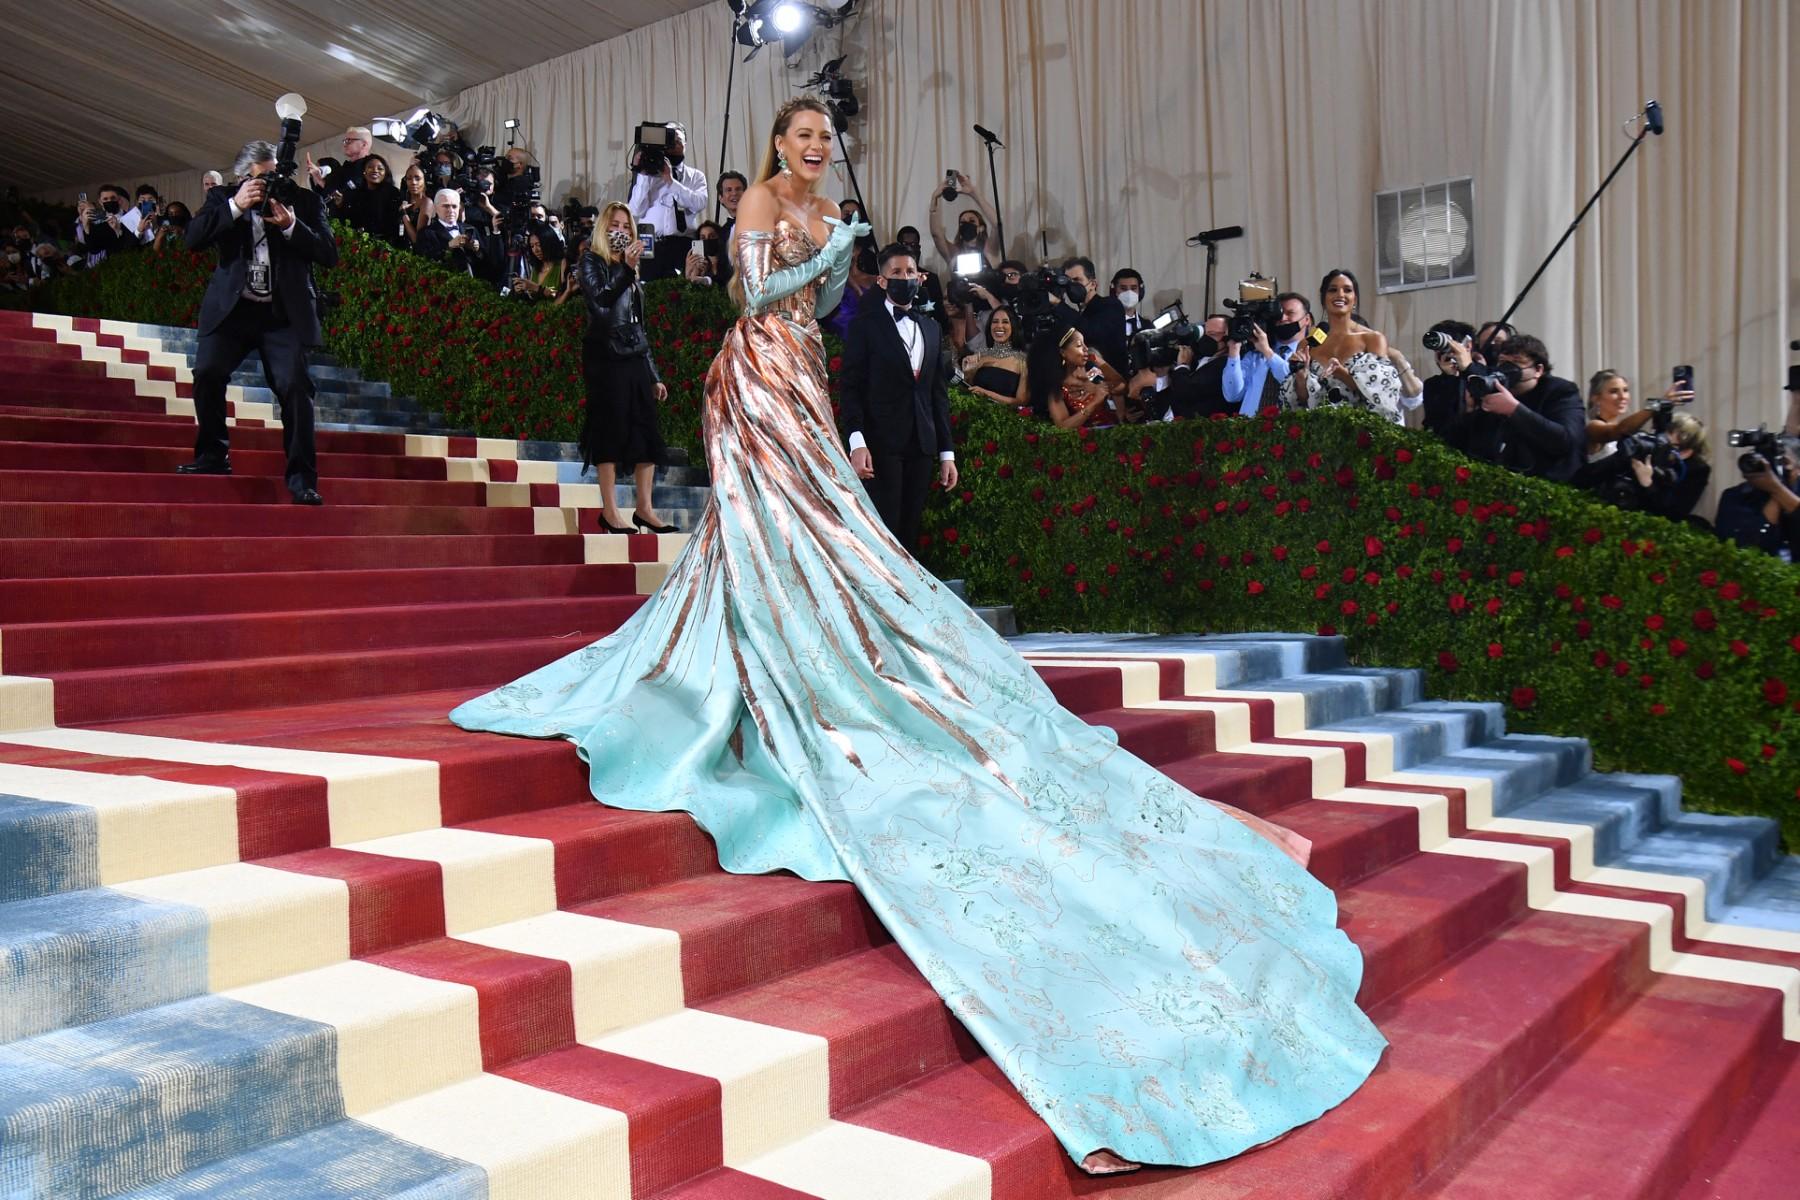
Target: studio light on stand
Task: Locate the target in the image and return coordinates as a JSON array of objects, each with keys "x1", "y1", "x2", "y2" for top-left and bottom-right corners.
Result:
[
  {"x1": 807, "y1": 58, "x2": 872, "y2": 242},
  {"x1": 716, "y1": 0, "x2": 862, "y2": 220}
]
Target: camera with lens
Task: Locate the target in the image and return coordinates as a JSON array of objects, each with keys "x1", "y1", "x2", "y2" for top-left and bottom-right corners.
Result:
[
  {"x1": 1423, "y1": 328, "x2": 1458, "y2": 353},
  {"x1": 1220, "y1": 273, "x2": 1280, "y2": 344},
  {"x1": 1462, "y1": 360, "x2": 1523, "y2": 400},
  {"x1": 945, "y1": 251, "x2": 1001, "y2": 312},
  {"x1": 633, "y1": 122, "x2": 678, "y2": 176},
  {"x1": 1013, "y1": 265, "x2": 1089, "y2": 335},
  {"x1": 1128, "y1": 304, "x2": 1209, "y2": 372},
  {"x1": 1583, "y1": 401, "x2": 1681, "y2": 508},
  {"x1": 1729, "y1": 426, "x2": 1784, "y2": 476},
  {"x1": 262, "y1": 110, "x2": 307, "y2": 215}
]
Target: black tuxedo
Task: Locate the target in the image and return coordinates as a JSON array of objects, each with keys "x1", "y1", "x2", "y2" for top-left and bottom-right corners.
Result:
[
  {"x1": 184, "y1": 182, "x2": 338, "y2": 495},
  {"x1": 838, "y1": 300, "x2": 954, "y2": 553},
  {"x1": 415, "y1": 219, "x2": 488, "y2": 281}
]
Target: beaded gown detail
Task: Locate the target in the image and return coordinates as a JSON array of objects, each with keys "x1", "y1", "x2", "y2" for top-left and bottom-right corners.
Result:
[{"x1": 450, "y1": 207, "x2": 1386, "y2": 1167}]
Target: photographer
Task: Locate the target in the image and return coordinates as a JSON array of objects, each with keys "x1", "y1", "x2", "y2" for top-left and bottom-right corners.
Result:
[
  {"x1": 415, "y1": 189, "x2": 487, "y2": 280},
  {"x1": 1421, "y1": 320, "x2": 1477, "y2": 437},
  {"x1": 627, "y1": 121, "x2": 708, "y2": 281},
  {"x1": 149, "y1": 202, "x2": 192, "y2": 251},
  {"x1": 74, "y1": 184, "x2": 139, "y2": 265},
  {"x1": 182, "y1": 139, "x2": 338, "y2": 505},
  {"x1": 1716, "y1": 435, "x2": 1800, "y2": 559},
  {"x1": 1576, "y1": 371, "x2": 1703, "y2": 515},
  {"x1": 1222, "y1": 293, "x2": 1309, "y2": 416},
  {"x1": 1443, "y1": 333, "x2": 1585, "y2": 482},
  {"x1": 929, "y1": 170, "x2": 1002, "y2": 267}
]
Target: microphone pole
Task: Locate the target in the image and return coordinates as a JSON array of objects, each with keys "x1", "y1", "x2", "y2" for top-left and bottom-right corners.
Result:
[
  {"x1": 1495, "y1": 100, "x2": 1663, "y2": 332},
  {"x1": 974, "y1": 124, "x2": 1005, "y2": 257}
]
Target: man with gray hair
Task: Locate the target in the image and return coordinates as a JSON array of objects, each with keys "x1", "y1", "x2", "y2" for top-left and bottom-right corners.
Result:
[
  {"x1": 307, "y1": 125, "x2": 375, "y2": 203},
  {"x1": 179, "y1": 139, "x2": 338, "y2": 505},
  {"x1": 201, "y1": 169, "x2": 224, "y2": 191}
]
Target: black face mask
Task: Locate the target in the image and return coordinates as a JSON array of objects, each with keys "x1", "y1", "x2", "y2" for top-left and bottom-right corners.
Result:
[
  {"x1": 100, "y1": 198, "x2": 122, "y2": 215},
  {"x1": 667, "y1": 152, "x2": 685, "y2": 166},
  {"x1": 1272, "y1": 320, "x2": 1303, "y2": 343},
  {"x1": 884, "y1": 277, "x2": 919, "y2": 306},
  {"x1": 957, "y1": 221, "x2": 979, "y2": 242},
  {"x1": 1193, "y1": 335, "x2": 1220, "y2": 359},
  {"x1": 995, "y1": 280, "x2": 1021, "y2": 300}
]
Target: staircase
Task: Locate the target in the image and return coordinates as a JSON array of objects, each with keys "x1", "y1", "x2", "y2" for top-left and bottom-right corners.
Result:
[{"x1": 2, "y1": 308, "x2": 1799, "y2": 1199}]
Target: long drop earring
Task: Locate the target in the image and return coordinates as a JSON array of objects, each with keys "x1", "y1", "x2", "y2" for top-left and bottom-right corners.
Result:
[{"x1": 778, "y1": 151, "x2": 792, "y2": 177}]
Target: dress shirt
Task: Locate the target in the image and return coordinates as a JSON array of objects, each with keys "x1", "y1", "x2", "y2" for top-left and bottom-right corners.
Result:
[
  {"x1": 227, "y1": 194, "x2": 298, "y2": 302},
  {"x1": 846, "y1": 299, "x2": 954, "y2": 462},
  {"x1": 626, "y1": 163, "x2": 709, "y2": 238},
  {"x1": 1222, "y1": 342, "x2": 1296, "y2": 416}
]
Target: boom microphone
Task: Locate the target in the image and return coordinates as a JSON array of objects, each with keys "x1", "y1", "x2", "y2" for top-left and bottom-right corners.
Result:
[
  {"x1": 1644, "y1": 99, "x2": 1664, "y2": 136},
  {"x1": 973, "y1": 124, "x2": 1004, "y2": 148},
  {"x1": 1187, "y1": 224, "x2": 1244, "y2": 245}
]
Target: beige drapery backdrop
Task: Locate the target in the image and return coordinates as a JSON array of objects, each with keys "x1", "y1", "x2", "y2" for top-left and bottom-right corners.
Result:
[{"x1": 48, "y1": 1, "x2": 1795, "y2": 505}]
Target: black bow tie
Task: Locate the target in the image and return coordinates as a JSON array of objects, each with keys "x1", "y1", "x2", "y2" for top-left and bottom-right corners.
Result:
[{"x1": 893, "y1": 308, "x2": 914, "y2": 323}]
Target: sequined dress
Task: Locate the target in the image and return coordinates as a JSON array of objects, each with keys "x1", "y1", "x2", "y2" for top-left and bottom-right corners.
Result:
[{"x1": 450, "y1": 206, "x2": 1386, "y2": 1168}]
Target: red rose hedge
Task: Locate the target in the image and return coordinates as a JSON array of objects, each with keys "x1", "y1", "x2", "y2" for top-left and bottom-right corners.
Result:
[
  {"x1": 918, "y1": 399, "x2": 1800, "y2": 843},
  {"x1": 7, "y1": 225, "x2": 739, "y2": 461},
  {"x1": 14, "y1": 236, "x2": 1799, "y2": 841}
]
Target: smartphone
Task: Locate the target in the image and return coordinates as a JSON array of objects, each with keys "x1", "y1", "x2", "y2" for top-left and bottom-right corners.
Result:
[
  {"x1": 78, "y1": 192, "x2": 88, "y2": 205},
  {"x1": 701, "y1": 237, "x2": 723, "y2": 261},
  {"x1": 637, "y1": 223, "x2": 655, "y2": 255},
  {"x1": 1672, "y1": 364, "x2": 1695, "y2": 402},
  {"x1": 940, "y1": 170, "x2": 959, "y2": 203}
]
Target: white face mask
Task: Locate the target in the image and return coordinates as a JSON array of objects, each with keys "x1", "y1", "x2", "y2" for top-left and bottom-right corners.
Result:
[
  {"x1": 3, "y1": 251, "x2": 19, "y2": 265},
  {"x1": 1117, "y1": 289, "x2": 1140, "y2": 310}
]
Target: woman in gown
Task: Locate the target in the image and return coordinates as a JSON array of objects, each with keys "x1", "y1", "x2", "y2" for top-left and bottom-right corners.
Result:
[
  {"x1": 1289, "y1": 269, "x2": 1410, "y2": 423},
  {"x1": 451, "y1": 96, "x2": 1385, "y2": 1173}
]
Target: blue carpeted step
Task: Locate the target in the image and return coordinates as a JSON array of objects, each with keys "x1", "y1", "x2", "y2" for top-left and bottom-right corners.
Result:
[
  {"x1": 0, "y1": 794, "x2": 98, "y2": 903},
  {"x1": 111, "y1": 1119, "x2": 485, "y2": 1199},
  {"x1": 1321, "y1": 702, "x2": 1503, "y2": 771},
  {"x1": 0, "y1": 996, "x2": 342, "y2": 1200},
  {"x1": 1718, "y1": 858, "x2": 1800, "y2": 933},
  {"x1": 0, "y1": 888, "x2": 209, "y2": 1042}
]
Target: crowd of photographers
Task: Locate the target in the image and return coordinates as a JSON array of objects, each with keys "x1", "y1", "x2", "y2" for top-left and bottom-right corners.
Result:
[{"x1": 11, "y1": 120, "x2": 1798, "y2": 561}]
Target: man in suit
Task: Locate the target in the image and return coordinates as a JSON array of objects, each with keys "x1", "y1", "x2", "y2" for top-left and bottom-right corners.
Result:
[
  {"x1": 1051, "y1": 256, "x2": 1130, "y2": 377},
  {"x1": 840, "y1": 243, "x2": 959, "y2": 554},
  {"x1": 181, "y1": 140, "x2": 338, "y2": 504},
  {"x1": 414, "y1": 190, "x2": 488, "y2": 280}
]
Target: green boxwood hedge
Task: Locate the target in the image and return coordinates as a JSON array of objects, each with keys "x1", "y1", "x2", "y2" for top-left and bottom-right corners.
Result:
[
  {"x1": 920, "y1": 400, "x2": 1800, "y2": 842},
  {"x1": 11, "y1": 236, "x2": 1798, "y2": 840}
]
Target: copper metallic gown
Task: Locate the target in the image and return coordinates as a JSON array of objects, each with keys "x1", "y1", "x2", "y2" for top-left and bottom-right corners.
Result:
[{"x1": 451, "y1": 209, "x2": 1385, "y2": 1167}]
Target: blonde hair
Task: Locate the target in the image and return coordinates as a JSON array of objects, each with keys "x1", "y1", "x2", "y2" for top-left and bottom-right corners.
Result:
[
  {"x1": 594, "y1": 202, "x2": 635, "y2": 265},
  {"x1": 730, "y1": 96, "x2": 836, "y2": 311},
  {"x1": 1668, "y1": 411, "x2": 1709, "y2": 460}
]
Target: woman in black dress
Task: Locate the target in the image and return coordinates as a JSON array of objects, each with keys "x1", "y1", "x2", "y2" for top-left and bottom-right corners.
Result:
[
  {"x1": 577, "y1": 202, "x2": 675, "y2": 533},
  {"x1": 342, "y1": 157, "x2": 404, "y2": 246}
]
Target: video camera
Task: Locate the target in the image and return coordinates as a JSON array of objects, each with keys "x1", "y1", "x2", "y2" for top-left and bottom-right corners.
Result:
[
  {"x1": 1588, "y1": 400, "x2": 1682, "y2": 508},
  {"x1": 1129, "y1": 303, "x2": 1210, "y2": 373},
  {"x1": 1221, "y1": 273, "x2": 1280, "y2": 345},
  {"x1": 633, "y1": 122, "x2": 681, "y2": 176},
  {"x1": 1728, "y1": 426, "x2": 1786, "y2": 477},
  {"x1": 1013, "y1": 265, "x2": 1088, "y2": 335},
  {"x1": 945, "y1": 251, "x2": 1005, "y2": 312}
]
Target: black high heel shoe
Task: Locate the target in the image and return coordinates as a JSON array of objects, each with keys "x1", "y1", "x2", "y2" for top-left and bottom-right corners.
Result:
[
  {"x1": 632, "y1": 513, "x2": 679, "y2": 534},
  {"x1": 597, "y1": 513, "x2": 633, "y2": 534}
]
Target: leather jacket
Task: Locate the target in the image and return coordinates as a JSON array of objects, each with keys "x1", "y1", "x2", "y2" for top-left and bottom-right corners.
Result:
[{"x1": 578, "y1": 249, "x2": 658, "y2": 376}]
